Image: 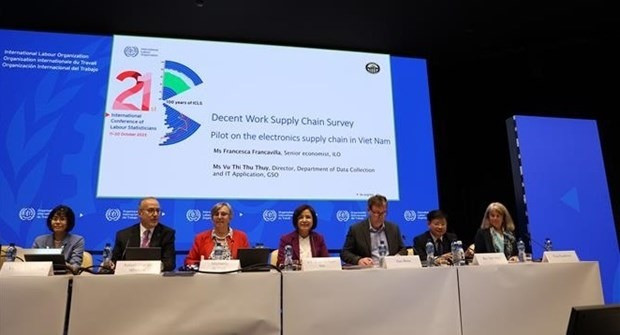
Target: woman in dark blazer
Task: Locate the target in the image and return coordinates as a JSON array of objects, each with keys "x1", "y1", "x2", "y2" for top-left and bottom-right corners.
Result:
[
  {"x1": 276, "y1": 204, "x2": 329, "y2": 267},
  {"x1": 474, "y1": 202, "x2": 518, "y2": 261}
]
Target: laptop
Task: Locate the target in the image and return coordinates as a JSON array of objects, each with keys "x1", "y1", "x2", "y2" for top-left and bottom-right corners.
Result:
[
  {"x1": 237, "y1": 248, "x2": 272, "y2": 272},
  {"x1": 23, "y1": 248, "x2": 68, "y2": 274},
  {"x1": 125, "y1": 247, "x2": 161, "y2": 261}
]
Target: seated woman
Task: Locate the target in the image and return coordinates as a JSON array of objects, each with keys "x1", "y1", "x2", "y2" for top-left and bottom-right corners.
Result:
[
  {"x1": 32, "y1": 205, "x2": 84, "y2": 269},
  {"x1": 474, "y1": 202, "x2": 518, "y2": 261},
  {"x1": 277, "y1": 204, "x2": 329, "y2": 267},
  {"x1": 185, "y1": 202, "x2": 249, "y2": 265}
]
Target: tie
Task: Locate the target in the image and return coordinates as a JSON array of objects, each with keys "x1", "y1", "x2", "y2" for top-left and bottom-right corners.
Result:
[
  {"x1": 435, "y1": 239, "x2": 443, "y2": 255},
  {"x1": 141, "y1": 230, "x2": 151, "y2": 248}
]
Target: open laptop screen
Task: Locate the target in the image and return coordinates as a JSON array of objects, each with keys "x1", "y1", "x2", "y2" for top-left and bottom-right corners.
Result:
[
  {"x1": 23, "y1": 249, "x2": 67, "y2": 274},
  {"x1": 237, "y1": 248, "x2": 271, "y2": 272},
  {"x1": 125, "y1": 247, "x2": 161, "y2": 261}
]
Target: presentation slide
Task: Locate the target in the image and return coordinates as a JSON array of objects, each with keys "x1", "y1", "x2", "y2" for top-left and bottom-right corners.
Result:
[
  {"x1": 98, "y1": 36, "x2": 398, "y2": 200},
  {"x1": 513, "y1": 115, "x2": 619, "y2": 303},
  {"x1": 0, "y1": 29, "x2": 438, "y2": 253}
]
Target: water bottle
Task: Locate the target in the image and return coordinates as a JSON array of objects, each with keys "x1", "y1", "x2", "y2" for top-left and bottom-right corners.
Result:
[
  {"x1": 102, "y1": 243, "x2": 112, "y2": 264},
  {"x1": 378, "y1": 240, "x2": 387, "y2": 267},
  {"x1": 213, "y1": 242, "x2": 224, "y2": 260},
  {"x1": 544, "y1": 238, "x2": 553, "y2": 252},
  {"x1": 425, "y1": 240, "x2": 435, "y2": 267},
  {"x1": 283, "y1": 244, "x2": 294, "y2": 271},
  {"x1": 517, "y1": 239, "x2": 526, "y2": 262},
  {"x1": 451, "y1": 240, "x2": 460, "y2": 266},
  {"x1": 5, "y1": 243, "x2": 16, "y2": 262},
  {"x1": 456, "y1": 241, "x2": 465, "y2": 266}
]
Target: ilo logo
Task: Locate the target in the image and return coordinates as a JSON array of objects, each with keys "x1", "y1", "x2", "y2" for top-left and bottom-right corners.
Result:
[
  {"x1": 123, "y1": 46, "x2": 139, "y2": 57},
  {"x1": 336, "y1": 210, "x2": 350, "y2": 222},
  {"x1": 262, "y1": 210, "x2": 277, "y2": 222},
  {"x1": 105, "y1": 209, "x2": 122, "y2": 221},
  {"x1": 403, "y1": 210, "x2": 417, "y2": 222},
  {"x1": 19, "y1": 207, "x2": 36, "y2": 221},
  {"x1": 365, "y1": 62, "x2": 380, "y2": 74},
  {"x1": 186, "y1": 209, "x2": 202, "y2": 222}
]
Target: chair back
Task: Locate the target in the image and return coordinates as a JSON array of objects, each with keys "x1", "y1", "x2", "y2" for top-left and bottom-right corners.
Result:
[
  {"x1": 81, "y1": 251, "x2": 93, "y2": 268},
  {"x1": 270, "y1": 249, "x2": 278, "y2": 266}
]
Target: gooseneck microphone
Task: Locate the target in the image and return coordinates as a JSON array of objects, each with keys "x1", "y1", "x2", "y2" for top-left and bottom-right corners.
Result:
[{"x1": 121, "y1": 238, "x2": 131, "y2": 260}]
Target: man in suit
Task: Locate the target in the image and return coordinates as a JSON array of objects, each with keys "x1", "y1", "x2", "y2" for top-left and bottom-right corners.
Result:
[
  {"x1": 413, "y1": 209, "x2": 457, "y2": 264},
  {"x1": 340, "y1": 194, "x2": 407, "y2": 266},
  {"x1": 110, "y1": 197, "x2": 176, "y2": 271}
]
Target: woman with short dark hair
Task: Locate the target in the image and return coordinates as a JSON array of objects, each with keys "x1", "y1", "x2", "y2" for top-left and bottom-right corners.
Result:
[{"x1": 32, "y1": 204, "x2": 85, "y2": 268}]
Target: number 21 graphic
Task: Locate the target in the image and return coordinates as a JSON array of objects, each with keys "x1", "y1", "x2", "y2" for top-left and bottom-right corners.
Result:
[{"x1": 112, "y1": 70, "x2": 152, "y2": 111}]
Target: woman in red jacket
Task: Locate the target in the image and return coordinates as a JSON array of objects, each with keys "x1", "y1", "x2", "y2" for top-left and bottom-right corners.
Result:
[{"x1": 185, "y1": 202, "x2": 250, "y2": 265}]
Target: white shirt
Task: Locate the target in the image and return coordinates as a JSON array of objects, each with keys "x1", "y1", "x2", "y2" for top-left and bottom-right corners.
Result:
[{"x1": 299, "y1": 234, "x2": 312, "y2": 260}]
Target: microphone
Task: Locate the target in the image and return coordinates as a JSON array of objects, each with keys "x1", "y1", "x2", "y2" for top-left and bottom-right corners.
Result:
[
  {"x1": 121, "y1": 238, "x2": 131, "y2": 260},
  {"x1": 522, "y1": 231, "x2": 547, "y2": 250}
]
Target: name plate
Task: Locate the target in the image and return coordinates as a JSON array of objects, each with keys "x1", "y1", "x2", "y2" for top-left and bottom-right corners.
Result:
[
  {"x1": 382, "y1": 255, "x2": 422, "y2": 269},
  {"x1": 472, "y1": 253, "x2": 508, "y2": 265},
  {"x1": 301, "y1": 257, "x2": 342, "y2": 271},
  {"x1": 114, "y1": 261, "x2": 162, "y2": 275},
  {"x1": 542, "y1": 250, "x2": 579, "y2": 263},
  {"x1": 0, "y1": 261, "x2": 53, "y2": 277},
  {"x1": 199, "y1": 259, "x2": 240, "y2": 273}
]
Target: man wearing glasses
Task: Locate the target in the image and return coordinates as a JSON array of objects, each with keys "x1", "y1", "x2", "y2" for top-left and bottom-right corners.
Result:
[
  {"x1": 340, "y1": 194, "x2": 407, "y2": 266},
  {"x1": 413, "y1": 209, "x2": 457, "y2": 265},
  {"x1": 110, "y1": 197, "x2": 176, "y2": 271}
]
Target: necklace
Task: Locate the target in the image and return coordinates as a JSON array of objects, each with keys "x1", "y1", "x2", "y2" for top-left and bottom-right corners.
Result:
[{"x1": 214, "y1": 231, "x2": 228, "y2": 239}]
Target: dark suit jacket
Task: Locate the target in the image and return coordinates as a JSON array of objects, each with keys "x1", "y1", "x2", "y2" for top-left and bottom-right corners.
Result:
[
  {"x1": 277, "y1": 230, "x2": 329, "y2": 266},
  {"x1": 111, "y1": 223, "x2": 176, "y2": 271},
  {"x1": 340, "y1": 219, "x2": 407, "y2": 265},
  {"x1": 413, "y1": 231, "x2": 458, "y2": 261},
  {"x1": 474, "y1": 228, "x2": 517, "y2": 258}
]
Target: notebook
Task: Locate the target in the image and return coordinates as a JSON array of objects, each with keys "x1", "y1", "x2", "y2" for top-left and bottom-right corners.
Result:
[
  {"x1": 237, "y1": 248, "x2": 272, "y2": 272},
  {"x1": 125, "y1": 247, "x2": 161, "y2": 261},
  {"x1": 23, "y1": 249, "x2": 67, "y2": 274}
]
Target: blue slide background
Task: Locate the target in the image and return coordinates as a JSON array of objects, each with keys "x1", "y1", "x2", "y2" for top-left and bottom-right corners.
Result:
[
  {"x1": 0, "y1": 29, "x2": 438, "y2": 256},
  {"x1": 515, "y1": 115, "x2": 619, "y2": 303}
]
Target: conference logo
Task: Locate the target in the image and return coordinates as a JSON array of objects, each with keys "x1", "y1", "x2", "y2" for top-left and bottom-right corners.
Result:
[
  {"x1": 186, "y1": 209, "x2": 202, "y2": 222},
  {"x1": 336, "y1": 210, "x2": 350, "y2": 222},
  {"x1": 105, "y1": 208, "x2": 122, "y2": 222},
  {"x1": 403, "y1": 210, "x2": 417, "y2": 222},
  {"x1": 262, "y1": 210, "x2": 277, "y2": 222},
  {"x1": 123, "y1": 46, "x2": 139, "y2": 57},
  {"x1": 19, "y1": 207, "x2": 36, "y2": 221},
  {"x1": 366, "y1": 62, "x2": 380, "y2": 74}
]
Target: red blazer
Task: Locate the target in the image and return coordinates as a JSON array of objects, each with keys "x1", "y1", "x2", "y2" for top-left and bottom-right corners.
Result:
[
  {"x1": 277, "y1": 230, "x2": 329, "y2": 266},
  {"x1": 185, "y1": 229, "x2": 250, "y2": 265}
]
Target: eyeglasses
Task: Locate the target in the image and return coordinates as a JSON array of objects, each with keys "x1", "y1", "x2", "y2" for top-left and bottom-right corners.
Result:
[
  {"x1": 370, "y1": 210, "x2": 387, "y2": 216},
  {"x1": 142, "y1": 208, "x2": 160, "y2": 214}
]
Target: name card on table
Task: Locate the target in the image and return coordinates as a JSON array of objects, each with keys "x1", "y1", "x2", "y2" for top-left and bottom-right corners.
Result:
[
  {"x1": 115, "y1": 261, "x2": 161, "y2": 275},
  {"x1": 382, "y1": 255, "x2": 422, "y2": 269},
  {"x1": 0, "y1": 261, "x2": 53, "y2": 277},
  {"x1": 472, "y1": 253, "x2": 508, "y2": 266},
  {"x1": 301, "y1": 257, "x2": 342, "y2": 271},
  {"x1": 199, "y1": 259, "x2": 240, "y2": 273},
  {"x1": 542, "y1": 250, "x2": 579, "y2": 263}
]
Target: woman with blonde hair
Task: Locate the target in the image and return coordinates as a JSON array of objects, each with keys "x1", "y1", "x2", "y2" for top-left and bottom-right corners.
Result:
[{"x1": 473, "y1": 202, "x2": 518, "y2": 260}]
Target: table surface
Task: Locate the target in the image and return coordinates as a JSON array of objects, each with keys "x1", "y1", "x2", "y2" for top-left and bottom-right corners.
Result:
[
  {"x1": 459, "y1": 261, "x2": 604, "y2": 335},
  {"x1": 68, "y1": 272, "x2": 282, "y2": 335},
  {"x1": 0, "y1": 275, "x2": 70, "y2": 335},
  {"x1": 0, "y1": 262, "x2": 605, "y2": 335},
  {"x1": 283, "y1": 266, "x2": 462, "y2": 335}
]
